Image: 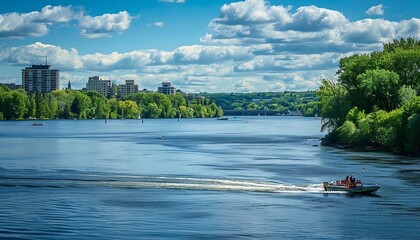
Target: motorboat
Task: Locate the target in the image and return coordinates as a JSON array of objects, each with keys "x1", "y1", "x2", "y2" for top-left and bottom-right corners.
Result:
[
  {"x1": 323, "y1": 178, "x2": 380, "y2": 194},
  {"x1": 217, "y1": 117, "x2": 229, "y2": 120},
  {"x1": 31, "y1": 123, "x2": 45, "y2": 126}
]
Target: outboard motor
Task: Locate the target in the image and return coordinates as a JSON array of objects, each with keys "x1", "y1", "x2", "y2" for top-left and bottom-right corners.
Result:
[{"x1": 323, "y1": 182, "x2": 329, "y2": 191}]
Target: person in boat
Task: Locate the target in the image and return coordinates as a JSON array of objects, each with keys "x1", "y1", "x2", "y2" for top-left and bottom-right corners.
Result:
[
  {"x1": 345, "y1": 175, "x2": 349, "y2": 182},
  {"x1": 349, "y1": 175, "x2": 356, "y2": 188}
]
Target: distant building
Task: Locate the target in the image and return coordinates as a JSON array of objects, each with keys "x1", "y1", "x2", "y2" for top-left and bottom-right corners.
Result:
[
  {"x1": 139, "y1": 88, "x2": 153, "y2": 93},
  {"x1": 118, "y1": 80, "x2": 138, "y2": 98},
  {"x1": 22, "y1": 64, "x2": 59, "y2": 93},
  {"x1": 67, "y1": 80, "x2": 72, "y2": 90},
  {"x1": 0, "y1": 83, "x2": 22, "y2": 90},
  {"x1": 157, "y1": 82, "x2": 176, "y2": 95},
  {"x1": 86, "y1": 76, "x2": 113, "y2": 97}
]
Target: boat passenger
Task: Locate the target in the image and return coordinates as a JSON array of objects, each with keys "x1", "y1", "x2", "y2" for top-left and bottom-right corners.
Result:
[{"x1": 349, "y1": 175, "x2": 356, "y2": 188}]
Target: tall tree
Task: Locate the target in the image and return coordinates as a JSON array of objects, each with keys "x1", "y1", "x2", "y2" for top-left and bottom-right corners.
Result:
[
  {"x1": 357, "y1": 69, "x2": 400, "y2": 112},
  {"x1": 317, "y1": 79, "x2": 352, "y2": 132}
]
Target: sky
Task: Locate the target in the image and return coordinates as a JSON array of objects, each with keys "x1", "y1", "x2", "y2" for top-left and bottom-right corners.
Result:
[{"x1": 0, "y1": 0, "x2": 419, "y2": 93}]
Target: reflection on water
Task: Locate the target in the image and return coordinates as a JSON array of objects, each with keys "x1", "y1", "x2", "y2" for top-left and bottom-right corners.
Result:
[{"x1": 0, "y1": 117, "x2": 419, "y2": 239}]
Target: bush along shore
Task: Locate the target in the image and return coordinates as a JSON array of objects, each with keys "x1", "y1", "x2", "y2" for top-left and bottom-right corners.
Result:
[{"x1": 317, "y1": 38, "x2": 420, "y2": 156}]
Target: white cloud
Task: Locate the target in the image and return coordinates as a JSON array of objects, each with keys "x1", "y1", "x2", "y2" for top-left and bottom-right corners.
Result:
[
  {"x1": 153, "y1": 22, "x2": 165, "y2": 27},
  {"x1": 79, "y1": 11, "x2": 132, "y2": 38},
  {"x1": 0, "y1": 6, "x2": 133, "y2": 39},
  {"x1": 0, "y1": 12, "x2": 48, "y2": 38},
  {"x1": 0, "y1": 42, "x2": 83, "y2": 70},
  {"x1": 366, "y1": 4, "x2": 385, "y2": 16},
  {"x1": 172, "y1": 45, "x2": 251, "y2": 63},
  {"x1": 234, "y1": 78, "x2": 256, "y2": 92},
  {"x1": 397, "y1": 18, "x2": 420, "y2": 39},
  {"x1": 204, "y1": 0, "x2": 419, "y2": 49},
  {"x1": 344, "y1": 19, "x2": 394, "y2": 43},
  {"x1": 0, "y1": 5, "x2": 75, "y2": 38},
  {"x1": 268, "y1": 82, "x2": 286, "y2": 92},
  {"x1": 204, "y1": 2, "x2": 351, "y2": 46},
  {"x1": 36, "y1": 5, "x2": 77, "y2": 23},
  {"x1": 288, "y1": 5, "x2": 348, "y2": 32}
]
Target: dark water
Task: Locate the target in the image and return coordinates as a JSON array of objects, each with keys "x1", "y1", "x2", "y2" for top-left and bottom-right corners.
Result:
[{"x1": 0, "y1": 117, "x2": 419, "y2": 239}]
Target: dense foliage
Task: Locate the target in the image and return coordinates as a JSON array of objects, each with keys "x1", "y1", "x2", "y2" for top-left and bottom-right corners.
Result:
[
  {"x1": 318, "y1": 38, "x2": 420, "y2": 155},
  {"x1": 198, "y1": 91, "x2": 320, "y2": 116},
  {"x1": 0, "y1": 88, "x2": 223, "y2": 120}
]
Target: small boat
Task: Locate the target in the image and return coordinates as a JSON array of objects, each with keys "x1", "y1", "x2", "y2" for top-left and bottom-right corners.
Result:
[
  {"x1": 323, "y1": 178, "x2": 380, "y2": 194},
  {"x1": 31, "y1": 123, "x2": 45, "y2": 126},
  {"x1": 217, "y1": 117, "x2": 229, "y2": 120}
]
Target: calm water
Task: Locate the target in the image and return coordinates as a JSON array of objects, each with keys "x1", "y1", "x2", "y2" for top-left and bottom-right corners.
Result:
[{"x1": 0, "y1": 117, "x2": 419, "y2": 239}]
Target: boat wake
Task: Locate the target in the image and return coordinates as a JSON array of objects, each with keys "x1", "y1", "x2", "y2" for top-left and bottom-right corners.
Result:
[{"x1": 0, "y1": 172, "x2": 334, "y2": 194}]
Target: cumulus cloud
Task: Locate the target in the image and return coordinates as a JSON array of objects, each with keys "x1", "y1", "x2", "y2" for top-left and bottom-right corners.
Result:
[
  {"x1": 215, "y1": 0, "x2": 291, "y2": 25},
  {"x1": 0, "y1": 5, "x2": 133, "y2": 39},
  {"x1": 0, "y1": 5, "x2": 75, "y2": 38},
  {"x1": 366, "y1": 4, "x2": 384, "y2": 16},
  {"x1": 234, "y1": 78, "x2": 257, "y2": 92},
  {"x1": 204, "y1": 0, "x2": 419, "y2": 49},
  {"x1": 343, "y1": 19, "x2": 396, "y2": 43},
  {"x1": 79, "y1": 11, "x2": 132, "y2": 38},
  {"x1": 0, "y1": 42, "x2": 83, "y2": 70},
  {"x1": 35, "y1": 5, "x2": 77, "y2": 23},
  {"x1": 287, "y1": 5, "x2": 348, "y2": 32}
]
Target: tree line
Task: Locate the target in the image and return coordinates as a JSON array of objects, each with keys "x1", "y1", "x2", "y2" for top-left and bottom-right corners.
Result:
[
  {"x1": 0, "y1": 88, "x2": 224, "y2": 120},
  {"x1": 198, "y1": 91, "x2": 320, "y2": 117},
  {"x1": 318, "y1": 38, "x2": 420, "y2": 155}
]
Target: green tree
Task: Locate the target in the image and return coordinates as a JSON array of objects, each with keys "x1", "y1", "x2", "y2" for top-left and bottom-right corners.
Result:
[
  {"x1": 107, "y1": 98, "x2": 119, "y2": 119},
  {"x1": 317, "y1": 79, "x2": 352, "y2": 132},
  {"x1": 71, "y1": 92, "x2": 92, "y2": 119},
  {"x1": 52, "y1": 90, "x2": 74, "y2": 119},
  {"x1": 28, "y1": 94, "x2": 36, "y2": 118},
  {"x1": 375, "y1": 108, "x2": 405, "y2": 152},
  {"x1": 119, "y1": 100, "x2": 139, "y2": 119},
  {"x1": 337, "y1": 121, "x2": 356, "y2": 145},
  {"x1": 357, "y1": 69, "x2": 400, "y2": 112},
  {"x1": 1, "y1": 90, "x2": 28, "y2": 119},
  {"x1": 399, "y1": 85, "x2": 417, "y2": 106},
  {"x1": 179, "y1": 105, "x2": 194, "y2": 118},
  {"x1": 144, "y1": 102, "x2": 162, "y2": 118},
  {"x1": 86, "y1": 91, "x2": 110, "y2": 119},
  {"x1": 383, "y1": 37, "x2": 420, "y2": 53},
  {"x1": 49, "y1": 97, "x2": 58, "y2": 119}
]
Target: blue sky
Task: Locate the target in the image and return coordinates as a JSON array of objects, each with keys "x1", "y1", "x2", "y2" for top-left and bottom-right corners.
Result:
[{"x1": 0, "y1": 0, "x2": 419, "y2": 93}]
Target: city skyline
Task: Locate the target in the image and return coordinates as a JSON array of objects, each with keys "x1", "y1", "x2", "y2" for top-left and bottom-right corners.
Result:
[{"x1": 0, "y1": 0, "x2": 419, "y2": 93}]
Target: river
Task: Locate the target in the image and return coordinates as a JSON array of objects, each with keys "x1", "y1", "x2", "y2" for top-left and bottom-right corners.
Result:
[{"x1": 0, "y1": 117, "x2": 419, "y2": 239}]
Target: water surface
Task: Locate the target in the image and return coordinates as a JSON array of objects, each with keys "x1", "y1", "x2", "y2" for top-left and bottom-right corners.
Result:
[{"x1": 0, "y1": 117, "x2": 419, "y2": 239}]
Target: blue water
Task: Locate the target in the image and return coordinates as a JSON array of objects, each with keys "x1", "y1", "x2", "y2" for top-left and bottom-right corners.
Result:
[{"x1": 0, "y1": 117, "x2": 419, "y2": 239}]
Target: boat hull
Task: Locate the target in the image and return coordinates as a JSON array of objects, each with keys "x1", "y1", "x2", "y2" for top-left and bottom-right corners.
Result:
[
  {"x1": 346, "y1": 185, "x2": 381, "y2": 193},
  {"x1": 323, "y1": 182, "x2": 380, "y2": 194}
]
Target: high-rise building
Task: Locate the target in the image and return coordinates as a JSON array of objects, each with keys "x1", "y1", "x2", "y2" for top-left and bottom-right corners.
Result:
[
  {"x1": 118, "y1": 80, "x2": 138, "y2": 98},
  {"x1": 86, "y1": 76, "x2": 113, "y2": 97},
  {"x1": 157, "y1": 82, "x2": 176, "y2": 95},
  {"x1": 22, "y1": 64, "x2": 59, "y2": 93}
]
